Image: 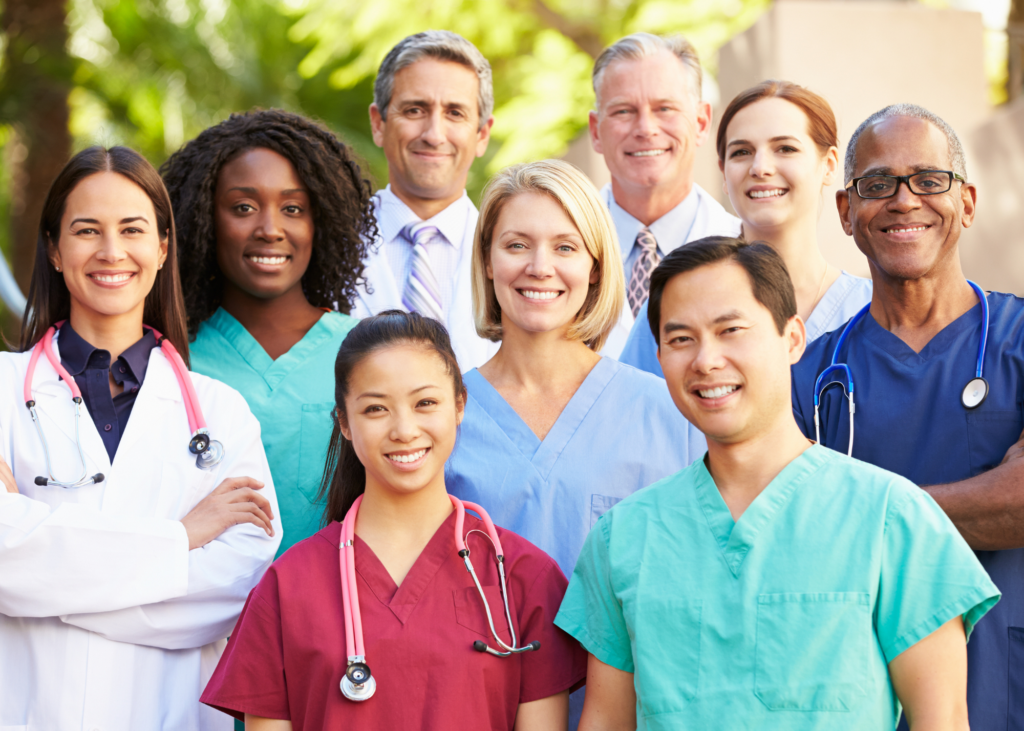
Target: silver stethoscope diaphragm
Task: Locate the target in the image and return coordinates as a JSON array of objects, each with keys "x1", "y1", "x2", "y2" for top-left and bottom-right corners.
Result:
[
  {"x1": 962, "y1": 377, "x2": 989, "y2": 410},
  {"x1": 194, "y1": 439, "x2": 225, "y2": 470}
]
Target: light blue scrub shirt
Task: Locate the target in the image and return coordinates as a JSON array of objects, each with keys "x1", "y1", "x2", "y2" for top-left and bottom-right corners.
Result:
[
  {"x1": 621, "y1": 271, "x2": 872, "y2": 377},
  {"x1": 555, "y1": 445, "x2": 999, "y2": 730},
  {"x1": 792, "y1": 290, "x2": 1024, "y2": 729},
  {"x1": 447, "y1": 356, "x2": 706, "y2": 582},
  {"x1": 190, "y1": 308, "x2": 357, "y2": 557}
]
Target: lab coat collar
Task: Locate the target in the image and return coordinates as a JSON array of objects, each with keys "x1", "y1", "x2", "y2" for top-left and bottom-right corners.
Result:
[{"x1": 375, "y1": 185, "x2": 471, "y2": 250}]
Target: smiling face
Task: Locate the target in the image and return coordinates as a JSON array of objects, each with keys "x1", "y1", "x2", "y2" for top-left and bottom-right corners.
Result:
[
  {"x1": 486, "y1": 192, "x2": 599, "y2": 339},
  {"x1": 214, "y1": 147, "x2": 314, "y2": 301},
  {"x1": 49, "y1": 171, "x2": 167, "y2": 329},
  {"x1": 657, "y1": 260, "x2": 804, "y2": 445},
  {"x1": 838, "y1": 116, "x2": 976, "y2": 281},
  {"x1": 370, "y1": 58, "x2": 493, "y2": 207},
  {"x1": 722, "y1": 97, "x2": 837, "y2": 235},
  {"x1": 341, "y1": 342, "x2": 464, "y2": 499},
  {"x1": 590, "y1": 51, "x2": 711, "y2": 199}
]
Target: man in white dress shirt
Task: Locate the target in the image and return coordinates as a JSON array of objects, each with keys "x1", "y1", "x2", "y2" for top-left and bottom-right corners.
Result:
[
  {"x1": 590, "y1": 33, "x2": 741, "y2": 357},
  {"x1": 354, "y1": 31, "x2": 498, "y2": 369}
]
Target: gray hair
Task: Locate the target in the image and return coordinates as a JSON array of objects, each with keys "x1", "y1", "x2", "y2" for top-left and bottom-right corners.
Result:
[
  {"x1": 374, "y1": 31, "x2": 494, "y2": 128},
  {"x1": 844, "y1": 103, "x2": 967, "y2": 184},
  {"x1": 592, "y1": 33, "x2": 702, "y2": 107}
]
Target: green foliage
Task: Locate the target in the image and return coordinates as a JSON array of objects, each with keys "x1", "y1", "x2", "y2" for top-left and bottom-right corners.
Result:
[{"x1": 59, "y1": 0, "x2": 767, "y2": 200}]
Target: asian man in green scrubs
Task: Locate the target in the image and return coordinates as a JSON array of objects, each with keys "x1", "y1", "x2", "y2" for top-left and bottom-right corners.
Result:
[{"x1": 555, "y1": 236, "x2": 999, "y2": 730}]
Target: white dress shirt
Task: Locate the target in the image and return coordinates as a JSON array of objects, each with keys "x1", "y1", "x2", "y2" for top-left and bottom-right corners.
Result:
[
  {"x1": 353, "y1": 186, "x2": 498, "y2": 371},
  {"x1": 600, "y1": 183, "x2": 742, "y2": 357}
]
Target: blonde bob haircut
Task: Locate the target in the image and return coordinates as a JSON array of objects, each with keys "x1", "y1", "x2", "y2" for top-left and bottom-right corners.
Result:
[{"x1": 472, "y1": 159, "x2": 625, "y2": 351}]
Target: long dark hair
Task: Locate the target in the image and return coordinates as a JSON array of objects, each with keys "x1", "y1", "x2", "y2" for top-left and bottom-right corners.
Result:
[
  {"x1": 20, "y1": 146, "x2": 190, "y2": 362},
  {"x1": 160, "y1": 109, "x2": 378, "y2": 337},
  {"x1": 319, "y1": 310, "x2": 466, "y2": 524}
]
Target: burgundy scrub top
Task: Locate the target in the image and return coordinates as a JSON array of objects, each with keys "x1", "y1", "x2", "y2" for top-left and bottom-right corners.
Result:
[{"x1": 202, "y1": 511, "x2": 587, "y2": 729}]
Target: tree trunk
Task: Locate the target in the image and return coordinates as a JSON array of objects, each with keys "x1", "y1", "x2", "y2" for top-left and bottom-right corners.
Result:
[
  {"x1": 0, "y1": 0, "x2": 71, "y2": 336},
  {"x1": 1010, "y1": 0, "x2": 1023, "y2": 102}
]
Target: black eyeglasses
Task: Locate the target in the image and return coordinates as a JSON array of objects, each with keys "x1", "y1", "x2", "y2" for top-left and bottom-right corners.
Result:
[{"x1": 848, "y1": 170, "x2": 966, "y2": 199}]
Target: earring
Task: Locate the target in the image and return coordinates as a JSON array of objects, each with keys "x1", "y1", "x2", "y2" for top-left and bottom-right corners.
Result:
[
  {"x1": 55, "y1": 266, "x2": 61, "y2": 272},
  {"x1": 158, "y1": 264, "x2": 163, "y2": 270}
]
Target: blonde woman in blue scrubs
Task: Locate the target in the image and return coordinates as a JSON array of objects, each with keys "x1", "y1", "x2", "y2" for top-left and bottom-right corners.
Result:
[{"x1": 163, "y1": 109, "x2": 376, "y2": 556}]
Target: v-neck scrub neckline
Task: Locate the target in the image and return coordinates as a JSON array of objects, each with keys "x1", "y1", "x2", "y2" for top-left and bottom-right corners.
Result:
[
  {"x1": 190, "y1": 307, "x2": 359, "y2": 556},
  {"x1": 201, "y1": 513, "x2": 587, "y2": 729}
]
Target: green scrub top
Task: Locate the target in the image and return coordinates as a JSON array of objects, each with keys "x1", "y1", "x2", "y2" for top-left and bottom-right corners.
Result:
[
  {"x1": 190, "y1": 308, "x2": 357, "y2": 557},
  {"x1": 555, "y1": 445, "x2": 999, "y2": 730}
]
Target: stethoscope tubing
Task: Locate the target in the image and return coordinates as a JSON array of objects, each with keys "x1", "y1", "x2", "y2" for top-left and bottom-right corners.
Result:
[{"x1": 814, "y1": 280, "x2": 989, "y2": 455}]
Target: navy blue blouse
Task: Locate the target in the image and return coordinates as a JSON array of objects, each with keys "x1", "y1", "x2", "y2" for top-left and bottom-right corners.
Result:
[{"x1": 57, "y1": 322, "x2": 158, "y2": 461}]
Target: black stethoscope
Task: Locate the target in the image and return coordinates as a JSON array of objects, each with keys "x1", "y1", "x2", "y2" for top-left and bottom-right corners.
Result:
[{"x1": 813, "y1": 280, "x2": 990, "y2": 456}]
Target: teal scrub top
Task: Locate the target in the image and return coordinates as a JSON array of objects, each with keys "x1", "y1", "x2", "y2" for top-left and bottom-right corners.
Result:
[
  {"x1": 190, "y1": 308, "x2": 356, "y2": 557},
  {"x1": 555, "y1": 445, "x2": 999, "y2": 730}
]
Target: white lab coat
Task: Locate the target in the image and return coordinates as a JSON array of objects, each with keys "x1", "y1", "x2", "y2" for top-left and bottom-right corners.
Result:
[
  {"x1": 599, "y1": 183, "x2": 742, "y2": 358},
  {"x1": 0, "y1": 335, "x2": 282, "y2": 731},
  {"x1": 353, "y1": 192, "x2": 498, "y2": 371}
]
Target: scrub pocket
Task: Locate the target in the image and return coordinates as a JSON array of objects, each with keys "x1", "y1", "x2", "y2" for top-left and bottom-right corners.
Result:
[
  {"x1": 754, "y1": 592, "x2": 871, "y2": 712},
  {"x1": 966, "y1": 410, "x2": 1023, "y2": 473},
  {"x1": 1010, "y1": 627, "x2": 1024, "y2": 731},
  {"x1": 453, "y1": 585, "x2": 510, "y2": 641},
  {"x1": 297, "y1": 402, "x2": 335, "y2": 503},
  {"x1": 591, "y1": 494, "x2": 623, "y2": 528},
  {"x1": 633, "y1": 597, "x2": 702, "y2": 714}
]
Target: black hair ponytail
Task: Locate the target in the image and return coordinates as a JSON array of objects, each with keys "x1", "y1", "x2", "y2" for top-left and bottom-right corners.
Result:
[{"x1": 319, "y1": 310, "x2": 466, "y2": 524}]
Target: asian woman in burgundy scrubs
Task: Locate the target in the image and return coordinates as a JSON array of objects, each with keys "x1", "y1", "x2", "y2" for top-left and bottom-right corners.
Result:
[{"x1": 202, "y1": 310, "x2": 586, "y2": 730}]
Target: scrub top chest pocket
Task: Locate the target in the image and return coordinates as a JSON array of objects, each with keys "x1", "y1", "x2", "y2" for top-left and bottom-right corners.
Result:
[
  {"x1": 754, "y1": 592, "x2": 873, "y2": 712},
  {"x1": 297, "y1": 402, "x2": 335, "y2": 504}
]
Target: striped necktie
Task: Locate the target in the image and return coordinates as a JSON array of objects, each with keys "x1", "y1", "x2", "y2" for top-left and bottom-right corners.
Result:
[
  {"x1": 627, "y1": 227, "x2": 661, "y2": 318},
  {"x1": 401, "y1": 222, "x2": 445, "y2": 322}
]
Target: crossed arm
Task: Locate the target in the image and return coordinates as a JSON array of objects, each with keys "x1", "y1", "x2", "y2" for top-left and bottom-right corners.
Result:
[
  {"x1": 578, "y1": 618, "x2": 968, "y2": 731},
  {"x1": 924, "y1": 428, "x2": 1024, "y2": 550}
]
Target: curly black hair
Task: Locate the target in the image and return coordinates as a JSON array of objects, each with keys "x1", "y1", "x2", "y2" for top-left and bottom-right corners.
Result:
[{"x1": 160, "y1": 109, "x2": 378, "y2": 337}]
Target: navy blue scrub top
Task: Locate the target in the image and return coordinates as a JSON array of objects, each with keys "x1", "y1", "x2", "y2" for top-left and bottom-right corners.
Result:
[
  {"x1": 58, "y1": 322, "x2": 157, "y2": 461},
  {"x1": 791, "y1": 290, "x2": 1024, "y2": 731}
]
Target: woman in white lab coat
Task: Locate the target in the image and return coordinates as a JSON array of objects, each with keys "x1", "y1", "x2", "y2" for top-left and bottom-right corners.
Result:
[{"x1": 0, "y1": 146, "x2": 282, "y2": 731}]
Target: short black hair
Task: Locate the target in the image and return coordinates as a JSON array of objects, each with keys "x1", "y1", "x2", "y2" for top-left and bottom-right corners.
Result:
[
  {"x1": 647, "y1": 236, "x2": 797, "y2": 341},
  {"x1": 160, "y1": 108, "x2": 378, "y2": 337}
]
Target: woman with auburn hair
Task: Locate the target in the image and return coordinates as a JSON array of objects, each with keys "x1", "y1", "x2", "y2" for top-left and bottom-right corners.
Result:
[
  {"x1": 620, "y1": 80, "x2": 872, "y2": 376},
  {"x1": 448, "y1": 158, "x2": 703, "y2": 592},
  {"x1": 0, "y1": 146, "x2": 280, "y2": 730},
  {"x1": 202, "y1": 311, "x2": 586, "y2": 730},
  {"x1": 162, "y1": 109, "x2": 376, "y2": 556}
]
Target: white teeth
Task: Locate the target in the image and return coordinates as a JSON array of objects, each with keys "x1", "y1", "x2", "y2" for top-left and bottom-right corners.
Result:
[
  {"x1": 388, "y1": 449, "x2": 426, "y2": 464},
  {"x1": 520, "y1": 290, "x2": 559, "y2": 300},
  {"x1": 885, "y1": 226, "x2": 927, "y2": 233},
  {"x1": 92, "y1": 273, "x2": 132, "y2": 283},
  {"x1": 628, "y1": 149, "x2": 667, "y2": 157},
  {"x1": 698, "y1": 385, "x2": 738, "y2": 399},
  {"x1": 749, "y1": 189, "x2": 786, "y2": 199},
  {"x1": 249, "y1": 256, "x2": 288, "y2": 265}
]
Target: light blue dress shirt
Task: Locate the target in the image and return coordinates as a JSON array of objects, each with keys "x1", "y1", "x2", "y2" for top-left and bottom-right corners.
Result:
[
  {"x1": 621, "y1": 271, "x2": 873, "y2": 377},
  {"x1": 447, "y1": 357, "x2": 706, "y2": 582}
]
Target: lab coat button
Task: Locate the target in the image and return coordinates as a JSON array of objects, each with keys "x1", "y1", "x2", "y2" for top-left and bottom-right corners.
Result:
[{"x1": 119, "y1": 365, "x2": 126, "y2": 373}]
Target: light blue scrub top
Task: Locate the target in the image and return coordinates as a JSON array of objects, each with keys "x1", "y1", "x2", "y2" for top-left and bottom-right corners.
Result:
[
  {"x1": 555, "y1": 445, "x2": 999, "y2": 731},
  {"x1": 792, "y1": 290, "x2": 1024, "y2": 730},
  {"x1": 447, "y1": 356, "x2": 706, "y2": 581},
  {"x1": 621, "y1": 271, "x2": 872, "y2": 377},
  {"x1": 190, "y1": 308, "x2": 357, "y2": 557}
]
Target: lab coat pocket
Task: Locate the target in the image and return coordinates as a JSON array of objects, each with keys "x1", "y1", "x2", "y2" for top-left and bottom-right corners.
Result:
[
  {"x1": 965, "y1": 411, "x2": 1023, "y2": 474},
  {"x1": 297, "y1": 402, "x2": 334, "y2": 504},
  {"x1": 453, "y1": 585, "x2": 511, "y2": 642},
  {"x1": 754, "y1": 592, "x2": 871, "y2": 712},
  {"x1": 633, "y1": 597, "x2": 702, "y2": 714},
  {"x1": 1009, "y1": 627, "x2": 1024, "y2": 731}
]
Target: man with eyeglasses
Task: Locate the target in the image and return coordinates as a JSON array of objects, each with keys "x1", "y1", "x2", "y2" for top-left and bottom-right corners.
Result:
[{"x1": 792, "y1": 103, "x2": 1024, "y2": 730}]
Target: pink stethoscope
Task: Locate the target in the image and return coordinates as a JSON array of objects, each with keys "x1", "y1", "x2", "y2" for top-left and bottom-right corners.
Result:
[
  {"x1": 338, "y1": 493, "x2": 540, "y2": 701},
  {"x1": 24, "y1": 322, "x2": 224, "y2": 488}
]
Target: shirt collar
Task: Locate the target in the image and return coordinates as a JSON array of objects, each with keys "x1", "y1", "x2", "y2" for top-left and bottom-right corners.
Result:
[
  {"x1": 376, "y1": 184, "x2": 471, "y2": 249},
  {"x1": 57, "y1": 321, "x2": 158, "y2": 384},
  {"x1": 605, "y1": 185, "x2": 701, "y2": 258}
]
